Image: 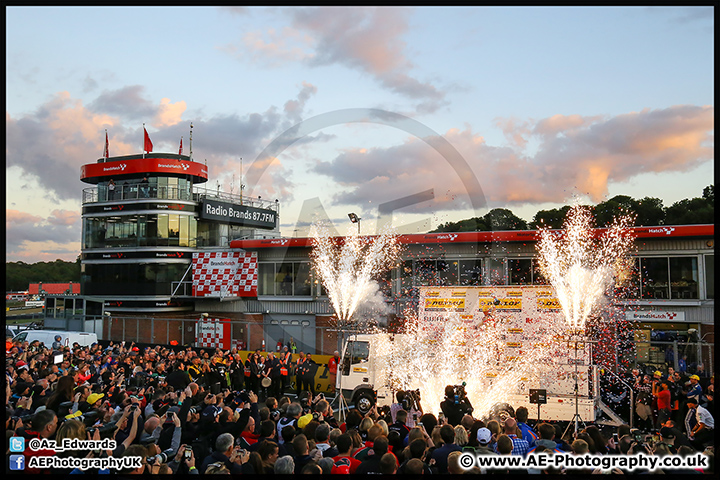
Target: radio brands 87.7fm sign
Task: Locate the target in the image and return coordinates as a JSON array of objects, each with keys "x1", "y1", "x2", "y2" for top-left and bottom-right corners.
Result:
[{"x1": 200, "y1": 198, "x2": 277, "y2": 229}]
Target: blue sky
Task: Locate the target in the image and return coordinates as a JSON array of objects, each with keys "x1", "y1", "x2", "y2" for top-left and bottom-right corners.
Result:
[{"x1": 5, "y1": 6, "x2": 714, "y2": 262}]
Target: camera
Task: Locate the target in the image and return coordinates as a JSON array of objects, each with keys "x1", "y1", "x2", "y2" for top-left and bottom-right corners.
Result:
[
  {"x1": 402, "y1": 389, "x2": 421, "y2": 411},
  {"x1": 147, "y1": 448, "x2": 174, "y2": 465},
  {"x1": 451, "y1": 384, "x2": 467, "y2": 404},
  {"x1": 88, "y1": 421, "x2": 118, "y2": 439}
]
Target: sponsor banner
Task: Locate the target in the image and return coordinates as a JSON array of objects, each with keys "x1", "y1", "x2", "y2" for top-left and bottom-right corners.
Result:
[
  {"x1": 424, "y1": 298, "x2": 465, "y2": 311},
  {"x1": 625, "y1": 310, "x2": 686, "y2": 322},
  {"x1": 478, "y1": 297, "x2": 522, "y2": 312},
  {"x1": 192, "y1": 251, "x2": 258, "y2": 297},
  {"x1": 83, "y1": 202, "x2": 196, "y2": 214},
  {"x1": 84, "y1": 251, "x2": 192, "y2": 260},
  {"x1": 81, "y1": 156, "x2": 208, "y2": 181},
  {"x1": 418, "y1": 286, "x2": 591, "y2": 396},
  {"x1": 200, "y1": 198, "x2": 277, "y2": 229},
  {"x1": 537, "y1": 298, "x2": 562, "y2": 310}
]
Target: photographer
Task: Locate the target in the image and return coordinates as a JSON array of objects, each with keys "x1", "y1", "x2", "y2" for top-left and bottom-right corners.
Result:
[
  {"x1": 392, "y1": 389, "x2": 423, "y2": 428},
  {"x1": 440, "y1": 384, "x2": 473, "y2": 427}
]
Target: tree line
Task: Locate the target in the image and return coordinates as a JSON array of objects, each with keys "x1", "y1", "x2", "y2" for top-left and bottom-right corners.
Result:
[
  {"x1": 5, "y1": 258, "x2": 81, "y2": 293},
  {"x1": 431, "y1": 185, "x2": 714, "y2": 233}
]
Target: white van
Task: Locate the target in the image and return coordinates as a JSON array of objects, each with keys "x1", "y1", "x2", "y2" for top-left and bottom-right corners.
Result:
[{"x1": 12, "y1": 330, "x2": 98, "y2": 348}]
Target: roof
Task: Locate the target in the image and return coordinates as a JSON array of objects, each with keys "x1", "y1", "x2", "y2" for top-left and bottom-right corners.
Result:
[
  {"x1": 28, "y1": 283, "x2": 81, "y2": 295},
  {"x1": 229, "y1": 224, "x2": 714, "y2": 249}
]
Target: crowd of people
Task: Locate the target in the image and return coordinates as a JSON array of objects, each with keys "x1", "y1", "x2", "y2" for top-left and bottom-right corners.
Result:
[{"x1": 5, "y1": 335, "x2": 715, "y2": 475}]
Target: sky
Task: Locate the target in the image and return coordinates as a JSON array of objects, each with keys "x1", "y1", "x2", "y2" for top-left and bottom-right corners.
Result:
[{"x1": 5, "y1": 6, "x2": 715, "y2": 263}]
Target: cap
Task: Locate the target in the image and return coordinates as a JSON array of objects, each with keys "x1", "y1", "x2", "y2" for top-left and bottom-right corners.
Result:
[
  {"x1": 659, "y1": 427, "x2": 675, "y2": 439},
  {"x1": 87, "y1": 393, "x2": 105, "y2": 405},
  {"x1": 298, "y1": 413, "x2": 314, "y2": 429},
  {"x1": 477, "y1": 427, "x2": 492, "y2": 445},
  {"x1": 654, "y1": 371, "x2": 662, "y2": 377},
  {"x1": 15, "y1": 360, "x2": 27, "y2": 367},
  {"x1": 201, "y1": 405, "x2": 220, "y2": 421},
  {"x1": 690, "y1": 375, "x2": 700, "y2": 381},
  {"x1": 65, "y1": 410, "x2": 83, "y2": 420},
  {"x1": 132, "y1": 347, "x2": 140, "y2": 352}
]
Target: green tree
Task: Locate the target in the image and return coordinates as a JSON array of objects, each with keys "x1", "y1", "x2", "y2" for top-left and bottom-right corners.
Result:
[
  {"x1": 483, "y1": 208, "x2": 528, "y2": 230},
  {"x1": 665, "y1": 197, "x2": 714, "y2": 225},
  {"x1": 530, "y1": 205, "x2": 572, "y2": 229}
]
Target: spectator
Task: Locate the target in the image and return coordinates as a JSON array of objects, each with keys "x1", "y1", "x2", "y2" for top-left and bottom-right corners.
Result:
[
  {"x1": 515, "y1": 406, "x2": 537, "y2": 448},
  {"x1": 498, "y1": 417, "x2": 530, "y2": 456},
  {"x1": 430, "y1": 424, "x2": 461, "y2": 473}
]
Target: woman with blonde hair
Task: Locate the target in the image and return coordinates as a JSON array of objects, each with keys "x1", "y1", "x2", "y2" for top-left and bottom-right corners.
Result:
[
  {"x1": 454, "y1": 425, "x2": 469, "y2": 447},
  {"x1": 376, "y1": 419, "x2": 389, "y2": 437},
  {"x1": 358, "y1": 416, "x2": 374, "y2": 441}
]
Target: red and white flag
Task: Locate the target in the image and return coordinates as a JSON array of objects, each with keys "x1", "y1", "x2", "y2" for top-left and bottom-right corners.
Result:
[
  {"x1": 179, "y1": 137, "x2": 183, "y2": 155},
  {"x1": 103, "y1": 131, "x2": 109, "y2": 158},
  {"x1": 143, "y1": 126, "x2": 153, "y2": 153}
]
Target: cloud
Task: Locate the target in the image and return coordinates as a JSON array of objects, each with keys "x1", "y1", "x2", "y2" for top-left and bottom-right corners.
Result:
[
  {"x1": 227, "y1": 7, "x2": 447, "y2": 112},
  {"x1": 312, "y1": 105, "x2": 714, "y2": 211},
  {"x1": 6, "y1": 209, "x2": 81, "y2": 263}
]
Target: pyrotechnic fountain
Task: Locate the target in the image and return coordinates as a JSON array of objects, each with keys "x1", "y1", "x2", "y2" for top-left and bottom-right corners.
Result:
[
  {"x1": 310, "y1": 204, "x2": 635, "y2": 421},
  {"x1": 310, "y1": 223, "x2": 401, "y2": 328},
  {"x1": 536, "y1": 204, "x2": 636, "y2": 333}
]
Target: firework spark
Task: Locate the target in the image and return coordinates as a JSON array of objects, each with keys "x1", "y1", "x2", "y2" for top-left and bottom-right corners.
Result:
[
  {"x1": 537, "y1": 204, "x2": 636, "y2": 331},
  {"x1": 310, "y1": 222, "x2": 401, "y2": 327}
]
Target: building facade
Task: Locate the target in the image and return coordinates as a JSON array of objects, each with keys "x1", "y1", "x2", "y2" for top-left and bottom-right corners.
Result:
[{"x1": 71, "y1": 152, "x2": 279, "y2": 314}]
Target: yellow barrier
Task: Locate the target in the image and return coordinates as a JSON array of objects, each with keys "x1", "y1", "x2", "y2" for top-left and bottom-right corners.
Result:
[{"x1": 234, "y1": 351, "x2": 336, "y2": 394}]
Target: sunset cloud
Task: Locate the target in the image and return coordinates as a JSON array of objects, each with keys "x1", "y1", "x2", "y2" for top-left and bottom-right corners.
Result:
[{"x1": 313, "y1": 105, "x2": 714, "y2": 211}]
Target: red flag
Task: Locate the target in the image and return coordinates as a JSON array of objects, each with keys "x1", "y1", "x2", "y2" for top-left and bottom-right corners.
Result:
[
  {"x1": 143, "y1": 127, "x2": 153, "y2": 153},
  {"x1": 179, "y1": 137, "x2": 183, "y2": 155},
  {"x1": 103, "y1": 131, "x2": 109, "y2": 158}
]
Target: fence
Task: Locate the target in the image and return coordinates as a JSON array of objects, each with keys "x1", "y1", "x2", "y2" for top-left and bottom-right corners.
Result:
[{"x1": 97, "y1": 316, "x2": 342, "y2": 356}]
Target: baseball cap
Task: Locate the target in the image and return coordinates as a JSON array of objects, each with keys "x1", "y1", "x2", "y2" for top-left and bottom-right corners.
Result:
[
  {"x1": 15, "y1": 360, "x2": 27, "y2": 367},
  {"x1": 659, "y1": 427, "x2": 675, "y2": 439},
  {"x1": 202, "y1": 405, "x2": 220, "y2": 421},
  {"x1": 654, "y1": 371, "x2": 662, "y2": 377},
  {"x1": 690, "y1": 375, "x2": 700, "y2": 381},
  {"x1": 65, "y1": 410, "x2": 83, "y2": 420},
  {"x1": 298, "y1": 413, "x2": 314, "y2": 429},
  {"x1": 87, "y1": 393, "x2": 105, "y2": 405},
  {"x1": 477, "y1": 427, "x2": 492, "y2": 445}
]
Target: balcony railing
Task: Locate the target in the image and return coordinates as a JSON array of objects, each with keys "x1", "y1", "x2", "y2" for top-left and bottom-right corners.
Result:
[
  {"x1": 83, "y1": 186, "x2": 192, "y2": 203},
  {"x1": 83, "y1": 185, "x2": 280, "y2": 212}
]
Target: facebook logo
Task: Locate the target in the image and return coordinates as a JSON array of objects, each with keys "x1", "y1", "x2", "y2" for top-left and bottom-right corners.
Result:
[
  {"x1": 10, "y1": 436, "x2": 25, "y2": 452},
  {"x1": 9, "y1": 455, "x2": 25, "y2": 471}
]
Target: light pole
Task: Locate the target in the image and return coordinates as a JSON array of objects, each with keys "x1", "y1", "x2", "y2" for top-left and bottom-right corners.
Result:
[{"x1": 348, "y1": 212, "x2": 361, "y2": 235}]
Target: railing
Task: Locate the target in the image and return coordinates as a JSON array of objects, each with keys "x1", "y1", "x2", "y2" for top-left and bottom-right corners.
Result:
[
  {"x1": 83, "y1": 186, "x2": 193, "y2": 203},
  {"x1": 597, "y1": 363, "x2": 635, "y2": 428}
]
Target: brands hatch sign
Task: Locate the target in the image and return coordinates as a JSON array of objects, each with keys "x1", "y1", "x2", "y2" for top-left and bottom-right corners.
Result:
[{"x1": 200, "y1": 198, "x2": 277, "y2": 229}]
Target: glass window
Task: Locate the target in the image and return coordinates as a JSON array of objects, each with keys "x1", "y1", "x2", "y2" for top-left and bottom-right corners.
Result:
[
  {"x1": 294, "y1": 262, "x2": 311, "y2": 296},
  {"x1": 485, "y1": 258, "x2": 506, "y2": 285},
  {"x1": 641, "y1": 257, "x2": 669, "y2": 299},
  {"x1": 508, "y1": 259, "x2": 532, "y2": 285},
  {"x1": 157, "y1": 214, "x2": 169, "y2": 246},
  {"x1": 168, "y1": 215, "x2": 180, "y2": 246},
  {"x1": 258, "y1": 263, "x2": 276, "y2": 295},
  {"x1": 705, "y1": 255, "x2": 714, "y2": 300},
  {"x1": 278, "y1": 263, "x2": 294, "y2": 296},
  {"x1": 614, "y1": 257, "x2": 640, "y2": 299},
  {"x1": 415, "y1": 259, "x2": 437, "y2": 286},
  {"x1": 531, "y1": 259, "x2": 548, "y2": 285},
  {"x1": 669, "y1": 257, "x2": 698, "y2": 299},
  {"x1": 459, "y1": 259, "x2": 482, "y2": 286},
  {"x1": 437, "y1": 260, "x2": 458, "y2": 285}
]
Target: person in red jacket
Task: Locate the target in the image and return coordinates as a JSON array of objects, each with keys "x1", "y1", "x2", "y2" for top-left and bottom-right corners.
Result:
[
  {"x1": 328, "y1": 351, "x2": 340, "y2": 393},
  {"x1": 655, "y1": 381, "x2": 672, "y2": 429},
  {"x1": 20, "y1": 409, "x2": 58, "y2": 474}
]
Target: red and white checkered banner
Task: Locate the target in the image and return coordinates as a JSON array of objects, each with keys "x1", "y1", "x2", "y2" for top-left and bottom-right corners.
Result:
[
  {"x1": 196, "y1": 317, "x2": 232, "y2": 349},
  {"x1": 192, "y1": 250, "x2": 258, "y2": 297}
]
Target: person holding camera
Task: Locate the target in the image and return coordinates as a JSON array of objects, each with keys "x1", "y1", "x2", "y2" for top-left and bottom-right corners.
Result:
[
  {"x1": 440, "y1": 384, "x2": 473, "y2": 427},
  {"x1": 392, "y1": 389, "x2": 423, "y2": 428},
  {"x1": 199, "y1": 432, "x2": 251, "y2": 474}
]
